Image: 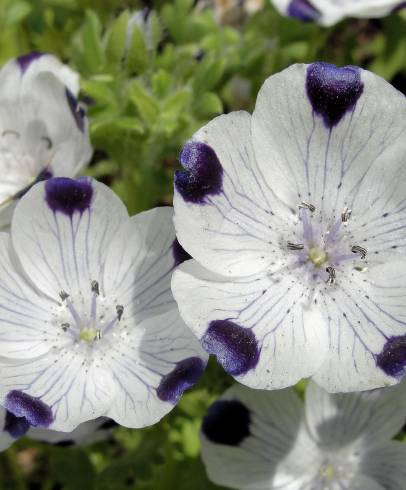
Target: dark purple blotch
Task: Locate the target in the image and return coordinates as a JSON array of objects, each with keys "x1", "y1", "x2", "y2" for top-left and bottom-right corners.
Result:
[
  {"x1": 392, "y1": 1, "x2": 406, "y2": 12},
  {"x1": 45, "y1": 177, "x2": 93, "y2": 216},
  {"x1": 4, "y1": 391, "x2": 53, "y2": 428},
  {"x1": 202, "y1": 399, "x2": 251, "y2": 446},
  {"x1": 202, "y1": 320, "x2": 260, "y2": 376},
  {"x1": 4, "y1": 411, "x2": 30, "y2": 438},
  {"x1": 287, "y1": 0, "x2": 321, "y2": 21},
  {"x1": 17, "y1": 52, "x2": 44, "y2": 73},
  {"x1": 306, "y1": 62, "x2": 364, "y2": 128},
  {"x1": 376, "y1": 335, "x2": 406, "y2": 378},
  {"x1": 156, "y1": 357, "x2": 205, "y2": 404},
  {"x1": 66, "y1": 89, "x2": 85, "y2": 132},
  {"x1": 14, "y1": 168, "x2": 53, "y2": 200},
  {"x1": 174, "y1": 140, "x2": 223, "y2": 204},
  {"x1": 172, "y1": 238, "x2": 192, "y2": 266}
]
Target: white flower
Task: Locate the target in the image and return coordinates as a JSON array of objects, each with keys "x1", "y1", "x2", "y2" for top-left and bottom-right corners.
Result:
[
  {"x1": 0, "y1": 176, "x2": 207, "y2": 431},
  {"x1": 269, "y1": 0, "x2": 405, "y2": 26},
  {"x1": 172, "y1": 62, "x2": 406, "y2": 393},
  {"x1": 0, "y1": 52, "x2": 92, "y2": 227},
  {"x1": 0, "y1": 404, "x2": 114, "y2": 450},
  {"x1": 201, "y1": 381, "x2": 406, "y2": 489}
]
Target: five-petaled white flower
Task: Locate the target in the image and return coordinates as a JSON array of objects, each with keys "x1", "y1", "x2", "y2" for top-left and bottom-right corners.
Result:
[
  {"x1": 201, "y1": 381, "x2": 406, "y2": 489},
  {"x1": 269, "y1": 0, "x2": 405, "y2": 26},
  {"x1": 0, "y1": 176, "x2": 207, "y2": 431},
  {"x1": 0, "y1": 52, "x2": 92, "y2": 227},
  {"x1": 172, "y1": 62, "x2": 406, "y2": 392},
  {"x1": 0, "y1": 405, "x2": 114, "y2": 451}
]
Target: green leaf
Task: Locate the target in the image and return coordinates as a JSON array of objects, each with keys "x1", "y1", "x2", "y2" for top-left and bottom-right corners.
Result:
[
  {"x1": 81, "y1": 10, "x2": 105, "y2": 73},
  {"x1": 48, "y1": 448, "x2": 96, "y2": 490},
  {"x1": 194, "y1": 92, "x2": 223, "y2": 117},
  {"x1": 129, "y1": 80, "x2": 159, "y2": 124},
  {"x1": 126, "y1": 25, "x2": 148, "y2": 75},
  {"x1": 4, "y1": 1, "x2": 32, "y2": 26},
  {"x1": 105, "y1": 10, "x2": 130, "y2": 64}
]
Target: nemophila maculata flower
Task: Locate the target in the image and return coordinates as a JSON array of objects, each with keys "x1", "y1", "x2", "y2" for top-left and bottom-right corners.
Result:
[
  {"x1": 200, "y1": 381, "x2": 406, "y2": 490},
  {"x1": 270, "y1": 0, "x2": 405, "y2": 26},
  {"x1": 0, "y1": 176, "x2": 207, "y2": 431},
  {"x1": 0, "y1": 404, "x2": 115, "y2": 451},
  {"x1": 172, "y1": 62, "x2": 406, "y2": 393},
  {"x1": 0, "y1": 52, "x2": 92, "y2": 227}
]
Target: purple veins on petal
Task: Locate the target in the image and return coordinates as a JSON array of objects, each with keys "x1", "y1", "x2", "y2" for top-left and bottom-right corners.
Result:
[
  {"x1": 4, "y1": 391, "x2": 54, "y2": 428},
  {"x1": 45, "y1": 177, "x2": 93, "y2": 216},
  {"x1": 202, "y1": 399, "x2": 251, "y2": 446},
  {"x1": 66, "y1": 89, "x2": 85, "y2": 132},
  {"x1": 174, "y1": 140, "x2": 223, "y2": 204},
  {"x1": 156, "y1": 357, "x2": 206, "y2": 404},
  {"x1": 202, "y1": 320, "x2": 260, "y2": 376},
  {"x1": 4, "y1": 411, "x2": 30, "y2": 438},
  {"x1": 172, "y1": 238, "x2": 192, "y2": 266},
  {"x1": 376, "y1": 335, "x2": 406, "y2": 378},
  {"x1": 306, "y1": 62, "x2": 364, "y2": 128},
  {"x1": 17, "y1": 51, "x2": 44, "y2": 73},
  {"x1": 287, "y1": 0, "x2": 321, "y2": 22}
]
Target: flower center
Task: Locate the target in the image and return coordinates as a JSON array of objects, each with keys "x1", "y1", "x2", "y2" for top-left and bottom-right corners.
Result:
[
  {"x1": 286, "y1": 203, "x2": 367, "y2": 285},
  {"x1": 308, "y1": 247, "x2": 328, "y2": 268},
  {"x1": 56, "y1": 281, "x2": 124, "y2": 346}
]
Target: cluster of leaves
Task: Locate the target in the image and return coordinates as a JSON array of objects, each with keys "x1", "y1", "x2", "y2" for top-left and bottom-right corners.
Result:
[{"x1": 0, "y1": 0, "x2": 404, "y2": 488}]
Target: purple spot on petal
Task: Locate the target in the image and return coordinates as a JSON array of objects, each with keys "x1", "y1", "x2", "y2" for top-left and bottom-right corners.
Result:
[
  {"x1": 45, "y1": 177, "x2": 93, "y2": 216},
  {"x1": 174, "y1": 141, "x2": 223, "y2": 204},
  {"x1": 306, "y1": 62, "x2": 364, "y2": 128},
  {"x1": 4, "y1": 411, "x2": 30, "y2": 438},
  {"x1": 376, "y1": 335, "x2": 406, "y2": 378},
  {"x1": 157, "y1": 357, "x2": 205, "y2": 404},
  {"x1": 14, "y1": 168, "x2": 53, "y2": 200},
  {"x1": 287, "y1": 0, "x2": 321, "y2": 21},
  {"x1": 17, "y1": 52, "x2": 44, "y2": 73},
  {"x1": 202, "y1": 400, "x2": 251, "y2": 446},
  {"x1": 172, "y1": 238, "x2": 192, "y2": 266},
  {"x1": 66, "y1": 89, "x2": 85, "y2": 132},
  {"x1": 4, "y1": 391, "x2": 53, "y2": 428},
  {"x1": 202, "y1": 320, "x2": 260, "y2": 376}
]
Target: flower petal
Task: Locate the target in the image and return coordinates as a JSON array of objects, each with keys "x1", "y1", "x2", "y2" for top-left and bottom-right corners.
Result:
[
  {"x1": 200, "y1": 384, "x2": 319, "y2": 490},
  {"x1": 103, "y1": 309, "x2": 207, "y2": 428},
  {"x1": 174, "y1": 111, "x2": 292, "y2": 278},
  {"x1": 305, "y1": 380, "x2": 406, "y2": 449},
  {"x1": 11, "y1": 178, "x2": 128, "y2": 300},
  {"x1": 0, "y1": 232, "x2": 69, "y2": 359},
  {"x1": 172, "y1": 260, "x2": 328, "y2": 388},
  {"x1": 313, "y1": 261, "x2": 406, "y2": 391},
  {"x1": 251, "y1": 63, "x2": 406, "y2": 228},
  {"x1": 361, "y1": 441, "x2": 406, "y2": 490},
  {"x1": 0, "y1": 350, "x2": 115, "y2": 431}
]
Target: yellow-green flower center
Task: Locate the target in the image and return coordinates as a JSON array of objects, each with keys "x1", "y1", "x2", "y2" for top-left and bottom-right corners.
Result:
[
  {"x1": 308, "y1": 247, "x2": 328, "y2": 268},
  {"x1": 79, "y1": 328, "x2": 98, "y2": 343}
]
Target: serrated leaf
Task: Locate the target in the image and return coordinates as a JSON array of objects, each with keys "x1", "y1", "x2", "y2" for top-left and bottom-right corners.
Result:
[
  {"x1": 129, "y1": 80, "x2": 159, "y2": 124},
  {"x1": 81, "y1": 10, "x2": 105, "y2": 73},
  {"x1": 127, "y1": 25, "x2": 148, "y2": 75},
  {"x1": 194, "y1": 92, "x2": 223, "y2": 117}
]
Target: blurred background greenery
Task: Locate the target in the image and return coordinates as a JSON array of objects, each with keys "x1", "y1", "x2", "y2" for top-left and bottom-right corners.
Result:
[{"x1": 0, "y1": 0, "x2": 404, "y2": 488}]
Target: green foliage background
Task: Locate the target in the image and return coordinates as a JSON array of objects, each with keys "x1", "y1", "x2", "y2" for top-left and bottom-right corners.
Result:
[{"x1": 0, "y1": 0, "x2": 404, "y2": 488}]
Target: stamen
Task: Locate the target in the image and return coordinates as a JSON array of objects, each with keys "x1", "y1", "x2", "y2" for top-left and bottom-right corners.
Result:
[
  {"x1": 116, "y1": 305, "x2": 124, "y2": 321},
  {"x1": 326, "y1": 266, "x2": 336, "y2": 285},
  {"x1": 95, "y1": 330, "x2": 102, "y2": 341},
  {"x1": 91, "y1": 280, "x2": 99, "y2": 295},
  {"x1": 61, "y1": 323, "x2": 70, "y2": 332},
  {"x1": 341, "y1": 207, "x2": 352, "y2": 223},
  {"x1": 299, "y1": 201, "x2": 316, "y2": 212},
  {"x1": 351, "y1": 245, "x2": 367, "y2": 259},
  {"x1": 287, "y1": 242, "x2": 304, "y2": 251},
  {"x1": 354, "y1": 266, "x2": 368, "y2": 272},
  {"x1": 59, "y1": 290, "x2": 69, "y2": 301}
]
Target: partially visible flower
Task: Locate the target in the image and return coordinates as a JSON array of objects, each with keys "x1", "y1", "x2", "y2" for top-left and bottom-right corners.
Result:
[
  {"x1": 172, "y1": 62, "x2": 406, "y2": 393},
  {"x1": 201, "y1": 381, "x2": 406, "y2": 489},
  {"x1": 0, "y1": 53, "x2": 92, "y2": 227},
  {"x1": 198, "y1": 0, "x2": 264, "y2": 25},
  {"x1": 270, "y1": 0, "x2": 405, "y2": 26},
  {"x1": 0, "y1": 404, "x2": 115, "y2": 450},
  {"x1": 0, "y1": 177, "x2": 207, "y2": 431}
]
